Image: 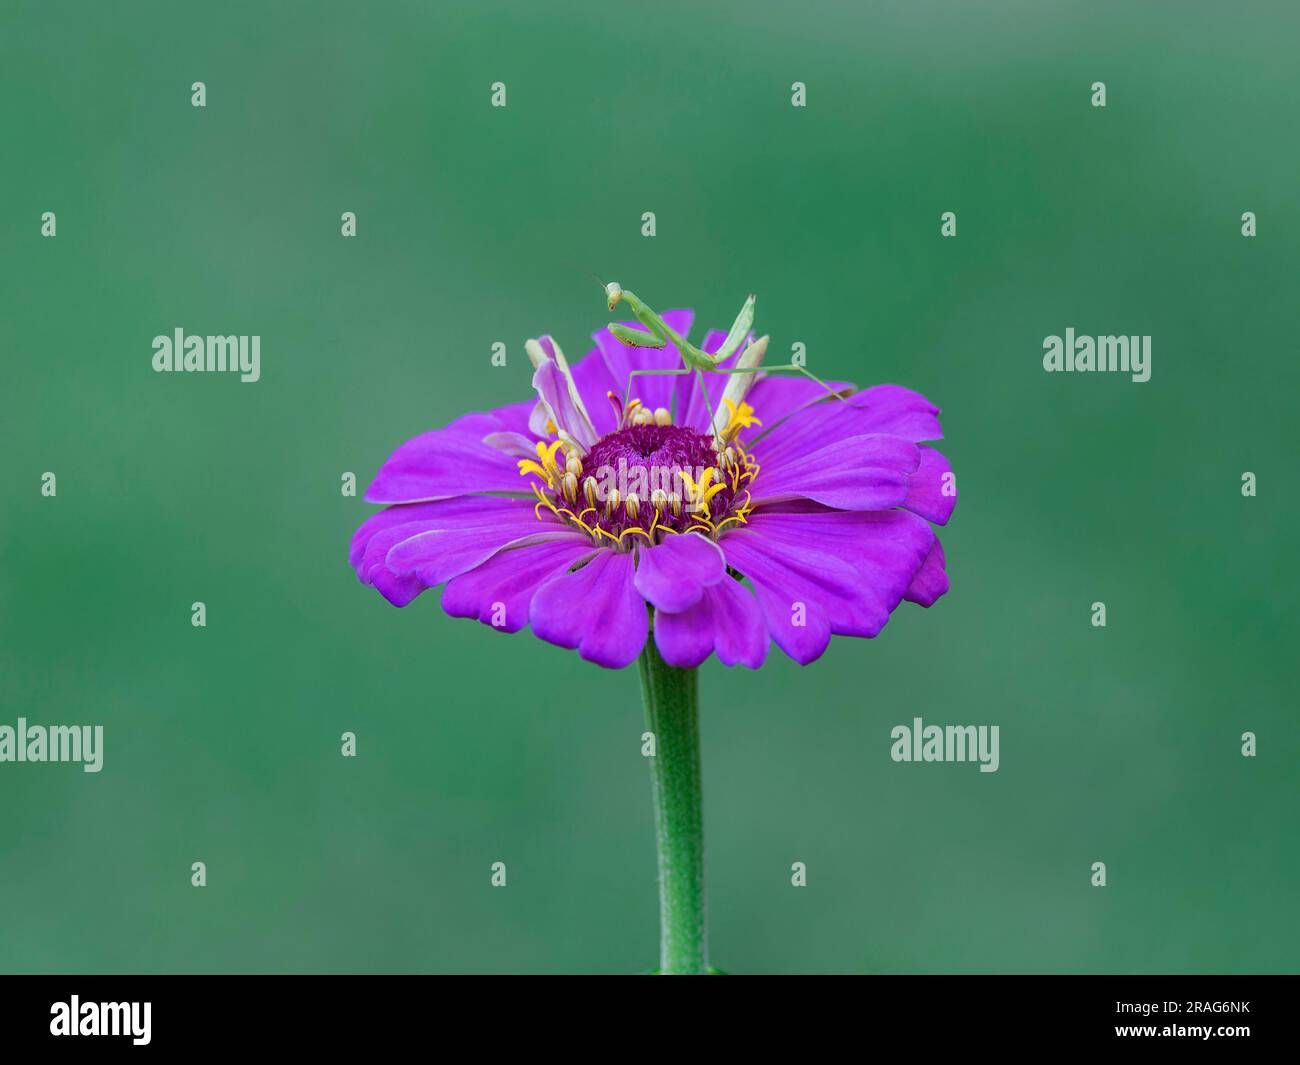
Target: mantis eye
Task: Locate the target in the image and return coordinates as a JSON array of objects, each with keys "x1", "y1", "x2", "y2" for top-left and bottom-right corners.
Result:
[{"x1": 604, "y1": 281, "x2": 623, "y2": 311}]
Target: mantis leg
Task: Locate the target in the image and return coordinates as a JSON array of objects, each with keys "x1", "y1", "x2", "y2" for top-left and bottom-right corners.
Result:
[
  {"x1": 620, "y1": 366, "x2": 722, "y2": 444},
  {"x1": 711, "y1": 294, "x2": 757, "y2": 363},
  {"x1": 739, "y1": 363, "x2": 850, "y2": 404},
  {"x1": 695, "y1": 369, "x2": 719, "y2": 441},
  {"x1": 622, "y1": 366, "x2": 693, "y2": 417},
  {"x1": 608, "y1": 323, "x2": 667, "y2": 349}
]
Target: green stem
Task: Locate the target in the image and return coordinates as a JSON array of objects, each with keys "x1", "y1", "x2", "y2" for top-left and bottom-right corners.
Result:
[{"x1": 637, "y1": 636, "x2": 707, "y2": 974}]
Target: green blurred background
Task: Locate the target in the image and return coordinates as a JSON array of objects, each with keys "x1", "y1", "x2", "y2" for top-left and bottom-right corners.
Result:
[{"x1": 2, "y1": 0, "x2": 1296, "y2": 974}]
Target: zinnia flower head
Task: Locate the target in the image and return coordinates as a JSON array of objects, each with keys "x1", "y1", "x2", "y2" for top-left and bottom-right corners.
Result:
[{"x1": 349, "y1": 306, "x2": 955, "y2": 669}]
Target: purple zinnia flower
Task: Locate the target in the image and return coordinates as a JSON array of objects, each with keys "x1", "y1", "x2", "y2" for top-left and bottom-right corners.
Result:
[{"x1": 348, "y1": 310, "x2": 955, "y2": 669}]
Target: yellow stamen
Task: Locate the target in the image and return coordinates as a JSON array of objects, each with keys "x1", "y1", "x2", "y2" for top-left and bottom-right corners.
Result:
[
  {"x1": 720, "y1": 398, "x2": 761, "y2": 442},
  {"x1": 681, "y1": 467, "x2": 713, "y2": 503},
  {"x1": 701, "y1": 480, "x2": 727, "y2": 507},
  {"x1": 534, "y1": 438, "x2": 565, "y2": 482},
  {"x1": 517, "y1": 458, "x2": 552, "y2": 485}
]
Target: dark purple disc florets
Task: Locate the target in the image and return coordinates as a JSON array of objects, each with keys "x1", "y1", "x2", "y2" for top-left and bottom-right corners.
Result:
[{"x1": 577, "y1": 424, "x2": 739, "y2": 537}]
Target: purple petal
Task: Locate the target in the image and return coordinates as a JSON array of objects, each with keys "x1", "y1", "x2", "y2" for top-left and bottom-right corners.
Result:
[
  {"x1": 748, "y1": 384, "x2": 941, "y2": 471},
  {"x1": 441, "y1": 537, "x2": 596, "y2": 631},
  {"x1": 569, "y1": 345, "x2": 621, "y2": 437},
  {"x1": 530, "y1": 551, "x2": 649, "y2": 668},
  {"x1": 633, "y1": 532, "x2": 726, "y2": 613},
  {"x1": 904, "y1": 537, "x2": 949, "y2": 606},
  {"x1": 386, "y1": 519, "x2": 577, "y2": 589},
  {"x1": 718, "y1": 530, "x2": 860, "y2": 664},
  {"x1": 742, "y1": 509, "x2": 934, "y2": 636},
  {"x1": 847, "y1": 384, "x2": 944, "y2": 442},
  {"x1": 358, "y1": 516, "x2": 472, "y2": 584},
  {"x1": 480, "y1": 397, "x2": 540, "y2": 439},
  {"x1": 751, "y1": 434, "x2": 920, "y2": 510},
  {"x1": 351, "y1": 497, "x2": 526, "y2": 606},
  {"x1": 530, "y1": 346, "x2": 600, "y2": 449},
  {"x1": 350, "y1": 498, "x2": 489, "y2": 570},
  {"x1": 365, "y1": 411, "x2": 529, "y2": 504},
  {"x1": 719, "y1": 507, "x2": 935, "y2": 660},
  {"x1": 739, "y1": 374, "x2": 853, "y2": 444},
  {"x1": 654, "y1": 575, "x2": 769, "y2": 669},
  {"x1": 368, "y1": 569, "x2": 425, "y2": 607},
  {"x1": 482, "y1": 430, "x2": 539, "y2": 459},
  {"x1": 902, "y1": 446, "x2": 956, "y2": 525}
]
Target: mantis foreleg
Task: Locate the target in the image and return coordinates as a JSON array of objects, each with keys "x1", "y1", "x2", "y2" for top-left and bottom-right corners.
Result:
[
  {"x1": 608, "y1": 323, "x2": 667, "y2": 348},
  {"x1": 616, "y1": 291, "x2": 712, "y2": 366},
  {"x1": 711, "y1": 294, "x2": 756, "y2": 363}
]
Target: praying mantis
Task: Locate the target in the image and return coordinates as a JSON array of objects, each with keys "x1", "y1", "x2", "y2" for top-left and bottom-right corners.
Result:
[{"x1": 600, "y1": 281, "x2": 847, "y2": 442}]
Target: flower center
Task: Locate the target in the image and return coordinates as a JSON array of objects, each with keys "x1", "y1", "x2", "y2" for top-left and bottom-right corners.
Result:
[{"x1": 519, "y1": 404, "x2": 761, "y2": 547}]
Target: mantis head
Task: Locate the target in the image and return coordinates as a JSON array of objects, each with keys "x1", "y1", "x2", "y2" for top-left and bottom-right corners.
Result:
[{"x1": 603, "y1": 280, "x2": 624, "y2": 312}]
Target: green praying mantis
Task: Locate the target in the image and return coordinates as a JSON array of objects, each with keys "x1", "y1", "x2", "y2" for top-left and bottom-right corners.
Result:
[{"x1": 599, "y1": 281, "x2": 848, "y2": 441}]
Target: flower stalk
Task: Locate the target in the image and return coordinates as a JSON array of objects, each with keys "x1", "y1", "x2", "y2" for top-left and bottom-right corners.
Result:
[{"x1": 637, "y1": 634, "x2": 707, "y2": 974}]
